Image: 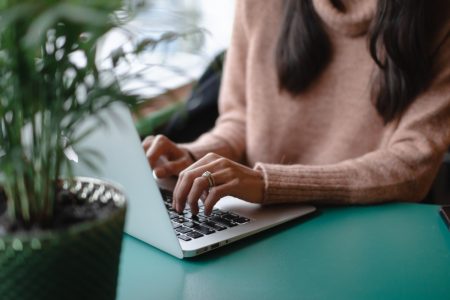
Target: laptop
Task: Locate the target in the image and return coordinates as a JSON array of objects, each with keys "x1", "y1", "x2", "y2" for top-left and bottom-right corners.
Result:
[{"x1": 70, "y1": 103, "x2": 316, "y2": 258}]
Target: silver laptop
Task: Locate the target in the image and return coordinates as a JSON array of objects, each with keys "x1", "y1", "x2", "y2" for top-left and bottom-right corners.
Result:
[{"x1": 70, "y1": 103, "x2": 316, "y2": 258}]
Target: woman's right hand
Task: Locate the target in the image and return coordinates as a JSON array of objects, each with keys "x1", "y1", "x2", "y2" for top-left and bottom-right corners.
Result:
[{"x1": 142, "y1": 135, "x2": 195, "y2": 178}]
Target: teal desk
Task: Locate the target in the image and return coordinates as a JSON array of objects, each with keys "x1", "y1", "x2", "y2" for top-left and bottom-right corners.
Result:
[{"x1": 117, "y1": 204, "x2": 450, "y2": 299}]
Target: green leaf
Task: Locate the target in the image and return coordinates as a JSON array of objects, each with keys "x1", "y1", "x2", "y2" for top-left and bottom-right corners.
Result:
[
  {"x1": 0, "y1": 3, "x2": 39, "y2": 33},
  {"x1": 0, "y1": 0, "x2": 179, "y2": 225},
  {"x1": 23, "y1": 3, "x2": 111, "y2": 48}
]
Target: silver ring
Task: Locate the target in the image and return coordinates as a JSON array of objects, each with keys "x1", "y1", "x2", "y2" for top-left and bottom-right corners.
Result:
[{"x1": 202, "y1": 171, "x2": 215, "y2": 189}]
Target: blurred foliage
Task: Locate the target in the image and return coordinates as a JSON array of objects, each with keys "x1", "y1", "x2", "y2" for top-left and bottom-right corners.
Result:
[{"x1": 0, "y1": 0, "x2": 141, "y2": 227}]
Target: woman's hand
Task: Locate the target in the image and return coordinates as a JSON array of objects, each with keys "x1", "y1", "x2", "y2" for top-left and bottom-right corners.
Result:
[
  {"x1": 142, "y1": 135, "x2": 194, "y2": 178},
  {"x1": 172, "y1": 153, "x2": 265, "y2": 215}
]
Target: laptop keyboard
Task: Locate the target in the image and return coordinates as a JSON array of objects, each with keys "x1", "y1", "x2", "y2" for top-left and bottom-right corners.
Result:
[{"x1": 160, "y1": 190, "x2": 251, "y2": 242}]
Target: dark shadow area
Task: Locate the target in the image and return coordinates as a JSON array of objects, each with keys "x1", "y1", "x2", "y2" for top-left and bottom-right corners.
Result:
[
  {"x1": 424, "y1": 151, "x2": 450, "y2": 205},
  {"x1": 157, "y1": 51, "x2": 225, "y2": 143}
]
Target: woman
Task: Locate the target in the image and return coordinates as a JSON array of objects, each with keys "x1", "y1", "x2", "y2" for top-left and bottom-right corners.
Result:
[{"x1": 143, "y1": 0, "x2": 450, "y2": 216}]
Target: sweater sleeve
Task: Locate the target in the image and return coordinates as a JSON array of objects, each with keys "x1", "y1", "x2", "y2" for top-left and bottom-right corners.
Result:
[
  {"x1": 255, "y1": 36, "x2": 450, "y2": 205},
  {"x1": 181, "y1": 1, "x2": 248, "y2": 162}
]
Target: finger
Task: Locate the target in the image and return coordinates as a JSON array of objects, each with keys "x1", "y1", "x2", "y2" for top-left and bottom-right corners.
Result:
[
  {"x1": 203, "y1": 179, "x2": 238, "y2": 216},
  {"x1": 154, "y1": 156, "x2": 191, "y2": 178},
  {"x1": 186, "y1": 176, "x2": 210, "y2": 215},
  {"x1": 174, "y1": 166, "x2": 232, "y2": 214},
  {"x1": 173, "y1": 169, "x2": 197, "y2": 213},
  {"x1": 142, "y1": 135, "x2": 155, "y2": 151},
  {"x1": 200, "y1": 190, "x2": 208, "y2": 202},
  {"x1": 179, "y1": 152, "x2": 220, "y2": 173},
  {"x1": 145, "y1": 135, "x2": 174, "y2": 166},
  {"x1": 172, "y1": 153, "x2": 222, "y2": 199},
  {"x1": 173, "y1": 159, "x2": 223, "y2": 212},
  {"x1": 188, "y1": 168, "x2": 234, "y2": 214}
]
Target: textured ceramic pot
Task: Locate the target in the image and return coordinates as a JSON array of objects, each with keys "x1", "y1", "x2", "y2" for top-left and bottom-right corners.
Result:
[{"x1": 0, "y1": 177, "x2": 127, "y2": 300}]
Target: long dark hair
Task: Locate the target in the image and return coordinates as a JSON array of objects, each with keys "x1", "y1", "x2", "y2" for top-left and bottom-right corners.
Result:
[{"x1": 276, "y1": 0, "x2": 432, "y2": 123}]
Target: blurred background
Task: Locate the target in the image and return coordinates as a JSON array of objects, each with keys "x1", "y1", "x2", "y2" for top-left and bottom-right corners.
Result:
[{"x1": 102, "y1": 0, "x2": 235, "y2": 98}]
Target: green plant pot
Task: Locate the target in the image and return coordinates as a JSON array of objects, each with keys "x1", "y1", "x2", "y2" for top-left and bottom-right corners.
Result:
[{"x1": 0, "y1": 178, "x2": 127, "y2": 300}]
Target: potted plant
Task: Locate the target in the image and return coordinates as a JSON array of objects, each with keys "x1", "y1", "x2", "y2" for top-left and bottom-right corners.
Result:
[{"x1": 0, "y1": 0, "x2": 142, "y2": 299}]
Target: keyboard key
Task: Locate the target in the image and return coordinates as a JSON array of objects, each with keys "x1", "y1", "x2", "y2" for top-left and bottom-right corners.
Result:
[
  {"x1": 186, "y1": 231, "x2": 204, "y2": 239},
  {"x1": 171, "y1": 221, "x2": 181, "y2": 229},
  {"x1": 174, "y1": 216, "x2": 186, "y2": 223},
  {"x1": 222, "y1": 213, "x2": 250, "y2": 224},
  {"x1": 175, "y1": 226, "x2": 192, "y2": 234},
  {"x1": 184, "y1": 212, "x2": 194, "y2": 219},
  {"x1": 203, "y1": 220, "x2": 226, "y2": 231},
  {"x1": 194, "y1": 216, "x2": 207, "y2": 223},
  {"x1": 191, "y1": 224, "x2": 215, "y2": 235},
  {"x1": 235, "y1": 217, "x2": 250, "y2": 224},
  {"x1": 210, "y1": 216, "x2": 237, "y2": 227},
  {"x1": 161, "y1": 189, "x2": 250, "y2": 238},
  {"x1": 184, "y1": 222, "x2": 196, "y2": 228},
  {"x1": 178, "y1": 235, "x2": 192, "y2": 242},
  {"x1": 169, "y1": 212, "x2": 181, "y2": 219},
  {"x1": 212, "y1": 209, "x2": 225, "y2": 215},
  {"x1": 160, "y1": 189, "x2": 172, "y2": 197},
  {"x1": 190, "y1": 215, "x2": 208, "y2": 223}
]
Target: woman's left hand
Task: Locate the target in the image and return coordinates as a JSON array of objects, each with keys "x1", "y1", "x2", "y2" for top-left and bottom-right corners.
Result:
[{"x1": 172, "y1": 153, "x2": 265, "y2": 215}]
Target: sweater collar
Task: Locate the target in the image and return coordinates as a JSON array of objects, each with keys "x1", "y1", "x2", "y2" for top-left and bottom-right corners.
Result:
[{"x1": 312, "y1": 0, "x2": 377, "y2": 37}]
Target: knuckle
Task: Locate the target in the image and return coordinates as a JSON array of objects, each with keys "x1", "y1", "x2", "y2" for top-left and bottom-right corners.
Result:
[
  {"x1": 142, "y1": 138, "x2": 153, "y2": 150},
  {"x1": 143, "y1": 135, "x2": 153, "y2": 144},
  {"x1": 154, "y1": 134, "x2": 167, "y2": 145},
  {"x1": 205, "y1": 152, "x2": 218, "y2": 159},
  {"x1": 193, "y1": 177, "x2": 204, "y2": 186},
  {"x1": 230, "y1": 178, "x2": 240, "y2": 186},
  {"x1": 184, "y1": 170, "x2": 196, "y2": 181},
  {"x1": 224, "y1": 167, "x2": 234, "y2": 177},
  {"x1": 217, "y1": 157, "x2": 228, "y2": 167}
]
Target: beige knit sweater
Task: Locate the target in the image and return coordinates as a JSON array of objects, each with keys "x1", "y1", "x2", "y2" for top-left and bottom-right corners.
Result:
[{"x1": 184, "y1": 0, "x2": 450, "y2": 204}]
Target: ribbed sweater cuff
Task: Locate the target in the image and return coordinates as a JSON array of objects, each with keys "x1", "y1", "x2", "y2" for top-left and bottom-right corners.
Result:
[{"x1": 254, "y1": 162, "x2": 352, "y2": 204}]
